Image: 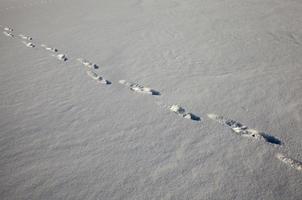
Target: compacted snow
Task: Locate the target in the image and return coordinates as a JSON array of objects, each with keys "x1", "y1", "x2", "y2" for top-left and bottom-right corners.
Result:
[{"x1": 1, "y1": 0, "x2": 302, "y2": 199}]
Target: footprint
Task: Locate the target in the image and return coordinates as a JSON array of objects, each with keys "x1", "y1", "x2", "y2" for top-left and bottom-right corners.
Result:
[
  {"x1": 207, "y1": 113, "x2": 281, "y2": 145},
  {"x1": 3, "y1": 31, "x2": 14, "y2": 37},
  {"x1": 77, "y1": 58, "x2": 98, "y2": 69},
  {"x1": 22, "y1": 41, "x2": 35, "y2": 48},
  {"x1": 276, "y1": 153, "x2": 302, "y2": 171},
  {"x1": 4, "y1": 27, "x2": 13, "y2": 32},
  {"x1": 56, "y1": 54, "x2": 67, "y2": 61},
  {"x1": 170, "y1": 104, "x2": 186, "y2": 114},
  {"x1": 41, "y1": 44, "x2": 58, "y2": 52},
  {"x1": 119, "y1": 80, "x2": 160, "y2": 95},
  {"x1": 170, "y1": 104, "x2": 201, "y2": 121},
  {"x1": 86, "y1": 70, "x2": 110, "y2": 84},
  {"x1": 19, "y1": 34, "x2": 32, "y2": 40}
]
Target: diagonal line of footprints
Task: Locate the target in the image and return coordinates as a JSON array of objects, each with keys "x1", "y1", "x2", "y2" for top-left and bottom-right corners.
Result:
[{"x1": 1, "y1": 24, "x2": 301, "y2": 172}]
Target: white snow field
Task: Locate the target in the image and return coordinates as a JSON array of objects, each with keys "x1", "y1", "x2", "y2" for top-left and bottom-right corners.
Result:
[{"x1": 1, "y1": 0, "x2": 302, "y2": 199}]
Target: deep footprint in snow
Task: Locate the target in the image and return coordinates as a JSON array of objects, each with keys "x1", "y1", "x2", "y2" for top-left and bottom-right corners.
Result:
[
  {"x1": 77, "y1": 58, "x2": 99, "y2": 69},
  {"x1": 19, "y1": 34, "x2": 32, "y2": 41},
  {"x1": 3, "y1": 31, "x2": 14, "y2": 37},
  {"x1": 41, "y1": 44, "x2": 58, "y2": 52},
  {"x1": 207, "y1": 113, "x2": 281, "y2": 145},
  {"x1": 56, "y1": 54, "x2": 68, "y2": 61},
  {"x1": 22, "y1": 41, "x2": 35, "y2": 48},
  {"x1": 119, "y1": 80, "x2": 160, "y2": 95},
  {"x1": 86, "y1": 70, "x2": 110, "y2": 84},
  {"x1": 276, "y1": 153, "x2": 302, "y2": 171},
  {"x1": 3, "y1": 27, "x2": 13, "y2": 32},
  {"x1": 170, "y1": 104, "x2": 201, "y2": 121}
]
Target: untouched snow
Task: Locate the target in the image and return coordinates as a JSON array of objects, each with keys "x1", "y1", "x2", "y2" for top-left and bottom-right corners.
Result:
[{"x1": 1, "y1": 0, "x2": 302, "y2": 199}]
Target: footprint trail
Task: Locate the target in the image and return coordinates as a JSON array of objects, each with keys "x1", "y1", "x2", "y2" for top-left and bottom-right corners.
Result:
[
  {"x1": 207, "y1": 113, "x2": 281, "y2": 145},
  {"x1": 19, "y1": 34, "x2": 32, "y2": 41},
  {"x1": 3, "y1": 31, "x2": 14, "y2": 37},
  {"x1": 87, "y1": 70, "x2": 110, "y2": 85},
  {"x1": 3, "y1": 21, "x2": 301, "y2": 176},
  {"x1": 22, "y1": 41, "x2": 35, "y2": 48},
  {"x1": 119, "y1": 80, "x2": 160, "y2": 95},
  {"x1": 41, "y1": 44, "x2": 58, "y2": 52},
  {"x1": 3, "y1": 27, "x2": 13, "y2": 32},
  {"x1": 170, "y1": 104, "x2": 201, "y2": 121},
  {"x1": 56, "y1": 54, "x2": 68, "y2": 61},
  {"x1": 77, "y1": 58, "x2": 98, "y2": 69},
  {"x1": 276, "y1": 153, "x2": 302, "y2": 171}
]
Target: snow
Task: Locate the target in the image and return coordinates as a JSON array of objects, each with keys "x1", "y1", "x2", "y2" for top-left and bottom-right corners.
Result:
[{"x1": 0, "y1": 0, "x2": 302, "y2": 199}]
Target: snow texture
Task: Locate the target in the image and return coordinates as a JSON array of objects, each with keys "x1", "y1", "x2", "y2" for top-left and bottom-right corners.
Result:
[{"x1": 0, "y1": 0, "x2": 302, "y2": 200}]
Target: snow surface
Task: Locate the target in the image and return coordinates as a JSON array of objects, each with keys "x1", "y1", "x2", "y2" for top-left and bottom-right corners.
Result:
[{"x1": 1, "y1": 0, "x2": 302, "y2": 199}]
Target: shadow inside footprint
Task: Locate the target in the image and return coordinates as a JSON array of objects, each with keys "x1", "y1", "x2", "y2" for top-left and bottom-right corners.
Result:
[
  {"x1": 151, "y1": 90, "x2": 160, "y2": 96},
  {"x1": 190, "y1": 114, "x2": 201, "y2": 121},
  {"x1": 261, "y1": 133, "x2": 282, "y2": 145},
  {"x1": 184, "y1": 113, "x2": 201, "y2": 121}
]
